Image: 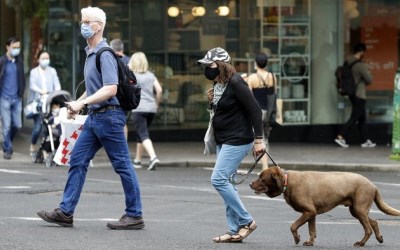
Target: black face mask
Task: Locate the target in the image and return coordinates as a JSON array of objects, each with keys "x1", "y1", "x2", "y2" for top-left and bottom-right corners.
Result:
[{"x1": 204, "y1": 67, "x2": 219, "y2": 80}]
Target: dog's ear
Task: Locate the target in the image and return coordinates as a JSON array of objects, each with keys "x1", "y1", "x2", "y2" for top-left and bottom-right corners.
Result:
[{"x1": 266, "y1": 167, "x2": 284, "y2": 197}]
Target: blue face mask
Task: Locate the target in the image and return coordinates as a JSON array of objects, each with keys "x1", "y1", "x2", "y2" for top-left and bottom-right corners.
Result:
[
  {"x1": 10, "y1": 48, "x2": 20, "y2": 57},
  {"x1": 81, "y1": 23, "x2": 95, "y2": 39}
]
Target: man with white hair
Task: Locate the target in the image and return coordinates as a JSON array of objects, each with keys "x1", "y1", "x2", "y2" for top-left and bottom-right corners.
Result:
[{"x1": 37, "y1": 6, "x2": 144, "y2": 230}]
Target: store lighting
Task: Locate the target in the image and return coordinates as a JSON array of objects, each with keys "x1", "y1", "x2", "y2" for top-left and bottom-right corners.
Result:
[
  {"x1": 215, "y1": 6, "x2": 230, "y2": 16},
  {"x1": 168, "y1": 6, "x2": 180, "y2": 17},
  {"x1": 191, "y1": 6, "x2": 206, "y2": 17}
]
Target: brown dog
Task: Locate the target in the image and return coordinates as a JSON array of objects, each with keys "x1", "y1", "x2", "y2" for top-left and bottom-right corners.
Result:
[{"x1": 249, "y1": 166, "x2": 400, "y2": 247}]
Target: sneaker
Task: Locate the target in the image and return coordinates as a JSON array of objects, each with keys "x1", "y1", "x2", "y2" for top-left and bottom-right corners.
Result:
[
  {"x1": 148, "y1": 157, "x2": 160, "y2": 171},
  {"x1": 37, "y1": 208, "x2": 73, "y2": 227},
  {"x1": 106, "y1": 214, "x2": 145, "y2": 230},
  {"x1": 361, "y1": 139, "x2": 376, "y2": 148},
  {"x1": 3, "y1": 152, "x2": 11, "y2": 160},
  {"x1": 334, "y1": 138, "x2": 349, "y2": 148},
  {"x1": 132, "y1": 159, "x2": 142, "y2": 169}
]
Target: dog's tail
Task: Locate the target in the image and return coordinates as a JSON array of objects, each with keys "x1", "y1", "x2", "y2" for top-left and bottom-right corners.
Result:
[{"x1": 375, "y1": 189, "x2": 400, "y2": 216}]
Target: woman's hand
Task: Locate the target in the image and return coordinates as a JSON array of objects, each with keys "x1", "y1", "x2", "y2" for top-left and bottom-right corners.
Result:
[
  {"x1": 207, "y1": 87, "x2": 213, "y2": 103},
  {"x1": 253, "y1": 139, "x2": 266, "y2": 157}
]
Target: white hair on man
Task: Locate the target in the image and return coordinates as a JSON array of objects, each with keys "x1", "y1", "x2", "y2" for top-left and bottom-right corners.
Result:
[{"x1": 81, "y1": 6, "x2": 106, "y2": 26}]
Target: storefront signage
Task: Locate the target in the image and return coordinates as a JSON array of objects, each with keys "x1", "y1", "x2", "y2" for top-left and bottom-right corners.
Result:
[{"x1": 361, "y1": 16, "x2": 397, "y2": 91}]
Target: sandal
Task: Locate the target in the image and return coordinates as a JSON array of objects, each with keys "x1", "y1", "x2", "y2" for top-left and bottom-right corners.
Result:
[
  {"x1": 232, "y1": 220, "x2": 257, "y2": 242},
  {"x1": 213, "y1": 232, "x2": 242, "y2": 243}
]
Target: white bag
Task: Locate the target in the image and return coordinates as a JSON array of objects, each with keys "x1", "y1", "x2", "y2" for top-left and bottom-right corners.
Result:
[
  {"x1": 24, "y1": 100, "x2": 41, "y2": 119},
  {"x1": 204, "y1": 120, "x2": 216, "y2": 155},
  {"x1": 53, "y1": 108, "x2": 88, "y2": 166}
]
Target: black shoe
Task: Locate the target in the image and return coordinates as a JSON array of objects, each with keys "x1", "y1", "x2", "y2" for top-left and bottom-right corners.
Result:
[
  {"x1": 106, "y1": 214, "x2": 145, "y2": 230},
  {"x1": 3, "y1": 152, "x2": 11, "y2": 160},
  {"x1": 37, "y1": 208, "x2": 73, "y2": 227},
  {"x1": 147, "y1": 157, "x2": 160, "y2": 171}
]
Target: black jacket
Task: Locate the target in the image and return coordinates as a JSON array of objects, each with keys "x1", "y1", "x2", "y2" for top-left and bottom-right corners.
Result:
[
  {"x1": 0, "y1": 53, "x2": 26, "y2": 98},
  {"x1": 212, "y1": 73, "x2": 263, "y2": 145}
]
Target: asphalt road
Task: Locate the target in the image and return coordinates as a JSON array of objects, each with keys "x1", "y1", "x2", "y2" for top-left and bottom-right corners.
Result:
[{"x1": 1, "y1": 166, "x2": 400, "y2": 250}]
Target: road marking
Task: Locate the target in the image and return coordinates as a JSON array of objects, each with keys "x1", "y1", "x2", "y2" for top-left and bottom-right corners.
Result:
[
  {"x1": 374, "y1": 182, "x2": 400, "y2": 187},
  {"x1": 0, "y1": 186, "x2": 31, "y2": 189},
  {"x1": 0, "y1": 169, "x2": 41, "y2": 175},
  {"x1": 10, "y1": 217, "x2": 115, "y2": 221}
]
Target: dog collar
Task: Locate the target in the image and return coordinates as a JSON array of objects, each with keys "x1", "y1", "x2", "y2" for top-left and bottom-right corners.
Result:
[{"x1": 282, "y1": 172, "x2": 288, "y2": 193}]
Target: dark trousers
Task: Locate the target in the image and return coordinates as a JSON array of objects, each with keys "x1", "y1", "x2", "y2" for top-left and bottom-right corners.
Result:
[{"x1": 340, "y1": 95, "x2": 368, "y2": 142}]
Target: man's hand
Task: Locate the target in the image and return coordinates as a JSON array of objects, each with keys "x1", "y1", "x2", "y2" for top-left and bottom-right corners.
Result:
[{"x1": 65, "y1": 101, "x2": 84, "y2": 118}]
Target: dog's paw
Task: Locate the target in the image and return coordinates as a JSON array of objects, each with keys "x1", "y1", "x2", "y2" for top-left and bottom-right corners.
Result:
[
  {"x1": 354, "y1": 241, "x2": 365, "y2": 247},
  {"x1": 377, "y1": 235, "x2": 383, "y2": 244},
  {"x1": 303, "y1": 241, "x2": 313, "y2": 246},
  {"x1": 294, "y1": 236, "x2": 300, "y2": 245}
]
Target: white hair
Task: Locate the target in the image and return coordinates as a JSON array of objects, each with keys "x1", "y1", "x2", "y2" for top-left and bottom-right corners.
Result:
[{"x1": 81, "y1": 6, "x2": 106, "y2": 25}]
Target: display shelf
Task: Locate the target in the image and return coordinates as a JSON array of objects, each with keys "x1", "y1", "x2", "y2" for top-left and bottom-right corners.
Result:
[{"x1": 259, "y1": 0, "x2": 311, "y2": 125}]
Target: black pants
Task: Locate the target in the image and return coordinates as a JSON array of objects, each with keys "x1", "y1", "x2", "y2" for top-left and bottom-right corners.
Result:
[{"x1": 340, "y1": 95, "x2": 368, "y2": 142}]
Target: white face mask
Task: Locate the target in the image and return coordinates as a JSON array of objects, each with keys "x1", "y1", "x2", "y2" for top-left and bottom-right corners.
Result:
[{"x1": 39, "y1": 59, "x2": 50, "y2": 68}]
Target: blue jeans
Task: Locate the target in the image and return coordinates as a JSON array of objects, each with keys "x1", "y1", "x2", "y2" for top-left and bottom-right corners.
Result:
[
  {"x1": 211, "y1": 142, "x2": 253, "y2": 234},
  {"x1": 59, "y1": 108, "x2": 142, "y2": 217},
  {"x1": 0, "y1": 97, "x2": 22, "y2": 153},
  {"x1": 31, "y1": 113, "x2": 42, "y2": 145}
]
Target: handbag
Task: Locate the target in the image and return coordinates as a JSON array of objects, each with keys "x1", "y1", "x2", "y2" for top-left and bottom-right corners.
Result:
[
  {"x1": 24, "y1": 99, "x2": 41, "y2": 119},
  {"x1": 204, "y1": 118, "x2": 216, "y2": 155}
]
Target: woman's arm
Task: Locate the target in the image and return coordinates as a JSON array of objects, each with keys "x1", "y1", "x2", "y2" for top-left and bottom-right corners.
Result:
[{"x1": 153, "y1": 77, "x2": 163, "y2": 106}]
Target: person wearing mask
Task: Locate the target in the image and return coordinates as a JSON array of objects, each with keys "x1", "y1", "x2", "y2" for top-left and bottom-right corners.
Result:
[
  {"x1": 37, "y1": 6, "x2": 144, "y2": 230},
  {"x1": 335, "y1": 42, "x2": 376, "y2": 148},
  {"x1": 129, "y1": 52, "x2": 162, "y2": 170},
  {"x1": 246, "y1": 53, "x2": 277, "y2": 170},
  {"x1": 28, "y1": 50, "x2": 61, "y2": 160},
  {"x1": 0, "y1": 37, "x2": 26, "y2": 160},
  {"x1": 197, "y1": 47, "x2": 265, "y2": 243}
]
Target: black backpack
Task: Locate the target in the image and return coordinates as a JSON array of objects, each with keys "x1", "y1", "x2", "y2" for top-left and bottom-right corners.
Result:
[
  {"x1": 95, "y1": 47, "x2": 141, "y2": 110},
  {"x1": 334, "y1": 60, "x2": 360, "y2": 96}
]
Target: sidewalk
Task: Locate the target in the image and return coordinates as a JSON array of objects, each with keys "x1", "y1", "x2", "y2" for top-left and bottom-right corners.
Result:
[{"x1": 1, "y1": 132, "x2": 399, "y2": 172}]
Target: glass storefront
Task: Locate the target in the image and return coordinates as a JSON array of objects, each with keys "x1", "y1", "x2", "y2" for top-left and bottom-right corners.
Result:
[{"x1": 2, "y1": 0, "x2": 400, "y2": 135}]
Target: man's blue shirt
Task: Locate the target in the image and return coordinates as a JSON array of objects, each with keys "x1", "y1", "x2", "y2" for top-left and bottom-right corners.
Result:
[
  {"x1": 0, "y1": 59, "x2": 18, "y2": 99},
  {"x1": 84, "y1": 39, "x2": 119, "y2": 110}
]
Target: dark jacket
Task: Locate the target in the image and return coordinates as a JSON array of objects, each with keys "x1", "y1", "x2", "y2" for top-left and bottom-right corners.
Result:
[
  {"x1": 212, "y1": 73, "x2": 263, "y2": 145},
  {"x1": 0, "y1": 53, "x2": 26, "y2": 98}
]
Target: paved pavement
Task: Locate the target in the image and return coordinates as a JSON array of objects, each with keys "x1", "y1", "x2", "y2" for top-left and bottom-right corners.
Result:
[{"x1": 1, "y1": 132, "x2": 399, "y2": 172}]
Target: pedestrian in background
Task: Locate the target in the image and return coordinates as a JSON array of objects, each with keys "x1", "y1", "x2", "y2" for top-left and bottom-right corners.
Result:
[
  {"x1": 110, "y1": 38, "x2": 130, "y2": 139},
  {"x1": 335, "y1": 42, "x2": 376, "y2": 148},
  {"x1": 0, "y1": 37, "x2": 26, "y2": 160},
  {"x1": 129, "y1": 51, "x2": 162, "y2": 171},
  {"x1": 110, "y1": 38, "x2": 130, "y2": 65},
  {"x1": 37, "y1": 6, "x2": 144, "y2": 230},
  {"x1": 197, "y1": 47, "x2": 265, "y2": 243},
  {"x1": 28, "y1": 50, "x2": 61, "y2": 160},
  {"x1": 246, "y1": 53, "x2": 277, "y2": 170}
]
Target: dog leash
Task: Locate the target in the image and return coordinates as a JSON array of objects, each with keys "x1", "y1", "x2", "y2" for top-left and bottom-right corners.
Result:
[{"x1": 229, "y1": 149, "x2": 279, "y2": 185}]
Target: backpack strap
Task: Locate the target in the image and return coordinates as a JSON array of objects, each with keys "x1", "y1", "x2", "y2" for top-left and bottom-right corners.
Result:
[
  {"x1": 95, "y1": 47, "x2": 118, "y2": 74},
  {"x1": 348, "y1": 59, "x2": 360, "y2": 69},
  {"x1": 348, "y1": 59, "x2": 361, "y2": 85}
]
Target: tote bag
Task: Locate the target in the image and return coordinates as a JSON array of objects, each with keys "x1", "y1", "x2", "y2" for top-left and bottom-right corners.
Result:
[
  {"x1": 53, "y1": 107, "x2": 88, "y2": 166},
  {"x1": 204, "y1": 118, "x2": 216, "y2": 155}
]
